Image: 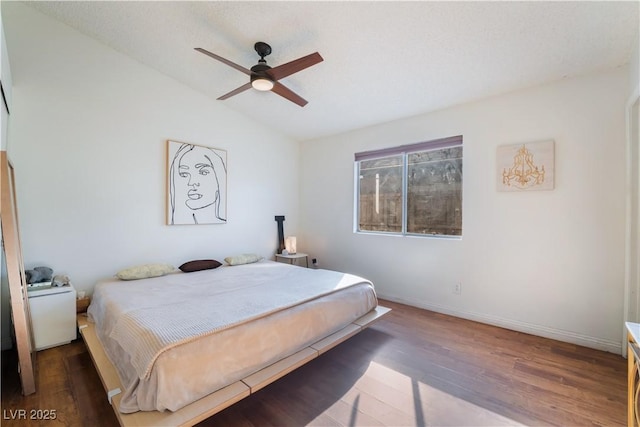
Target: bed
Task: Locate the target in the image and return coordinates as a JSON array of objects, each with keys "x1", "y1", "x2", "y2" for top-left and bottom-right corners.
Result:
[{"x1": 79, "y1": 259, "x2": 389, "y2": 426}]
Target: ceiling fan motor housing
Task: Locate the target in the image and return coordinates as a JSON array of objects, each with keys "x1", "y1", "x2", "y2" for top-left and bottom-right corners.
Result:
[
  {"x1": 250, "y1": 63, "x2": 274, "y2": 85},
  {"x1": 250, "y1": 62, "x2": 274, "y2": 90}
]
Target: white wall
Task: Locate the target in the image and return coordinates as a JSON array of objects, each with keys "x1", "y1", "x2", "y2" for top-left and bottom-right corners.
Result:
[
  {"x1": 2, "y1": 3, "x2": 300, "y2": 296},
  {"x1": 300, "y1": 68, "x2": 629, "y2": 353},
  {"x1": 630, "y1": 34, "x2": 639, "y2": 94},
  {"x1": 624, "y1": 34, "x2": 640, "y2": 331}
]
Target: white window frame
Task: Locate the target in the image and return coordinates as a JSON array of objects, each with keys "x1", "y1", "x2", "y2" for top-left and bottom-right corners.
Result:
[{"x1": 354, "y1": 135, "x2": 463, "y2": 238}]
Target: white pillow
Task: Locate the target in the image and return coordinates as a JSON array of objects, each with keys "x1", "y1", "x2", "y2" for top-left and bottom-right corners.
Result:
[
  {"x1": 116, "y1": 263, "x2": 175, "y2": 280},
  {"x1": 224, "y1": 254, "x2": 263, "y2": 266}
]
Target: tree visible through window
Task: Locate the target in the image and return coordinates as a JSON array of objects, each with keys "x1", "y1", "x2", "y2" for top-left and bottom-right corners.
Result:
[{"x1": 355, "y1": 136, "x2": 462, "y2": 237}]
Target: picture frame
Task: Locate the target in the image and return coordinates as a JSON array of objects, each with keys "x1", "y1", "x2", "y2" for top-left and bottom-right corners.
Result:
[
  {"x1": 166, "y1": 140, "x2": 227, "y2": 225},
  {"x1": 497, "y1": 140, "x2": 554, "y2": 192}
]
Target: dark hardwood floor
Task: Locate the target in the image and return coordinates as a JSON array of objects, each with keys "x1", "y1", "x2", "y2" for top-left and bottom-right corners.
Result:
[{"x1": 1, "y1": 300, "x2": 626, "y2": 426}]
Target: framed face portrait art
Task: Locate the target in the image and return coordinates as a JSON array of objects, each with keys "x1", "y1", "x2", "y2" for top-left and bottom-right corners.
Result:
[{"x1": 167, "y1": 140, "x2": 227, "y2": 225}]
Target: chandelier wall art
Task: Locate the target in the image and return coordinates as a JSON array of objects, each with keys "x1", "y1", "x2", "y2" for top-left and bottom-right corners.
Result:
[{"x1": 497, "y1": 140, "x2": 555, "y2": 192}]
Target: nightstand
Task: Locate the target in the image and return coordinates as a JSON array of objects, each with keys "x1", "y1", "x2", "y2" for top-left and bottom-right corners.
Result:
[
  {"x1": 27, "y1": 284, "x2": 77, "y2": 350},
  {"x1": 275, "y1": 253, "x2": 309, "y2": 268}
]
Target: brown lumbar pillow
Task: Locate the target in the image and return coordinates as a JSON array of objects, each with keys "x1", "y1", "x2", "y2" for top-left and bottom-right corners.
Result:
[{"x1": 179, "y1": 259, "x2": 222, "y2": 273}]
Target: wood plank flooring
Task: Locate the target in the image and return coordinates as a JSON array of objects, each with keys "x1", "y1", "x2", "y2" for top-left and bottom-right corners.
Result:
[{"x1": 1, "y1": 300, "x2": 626, "y2": 426}]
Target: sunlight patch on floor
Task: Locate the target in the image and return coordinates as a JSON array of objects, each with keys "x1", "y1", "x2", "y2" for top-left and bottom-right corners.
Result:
[{"x1": 313, "y1": 361, "x2": 523, "y2": 426}]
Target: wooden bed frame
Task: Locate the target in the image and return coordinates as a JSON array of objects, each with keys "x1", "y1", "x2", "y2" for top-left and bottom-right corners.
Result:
[{"x1": 77, "y1": 305, "x2": 391, "y2": 427}]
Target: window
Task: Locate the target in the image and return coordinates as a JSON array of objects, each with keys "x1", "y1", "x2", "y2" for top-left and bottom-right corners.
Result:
[{"x1": 355, "y1": 135, "x2": 462, "y2": 237}]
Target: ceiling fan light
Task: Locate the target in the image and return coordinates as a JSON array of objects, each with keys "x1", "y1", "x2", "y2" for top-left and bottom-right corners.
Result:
[{"x1": 251, "y1": 77, "x2": 274, "y2": 91}]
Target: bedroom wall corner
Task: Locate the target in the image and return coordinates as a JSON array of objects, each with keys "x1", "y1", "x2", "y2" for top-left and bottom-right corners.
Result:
[
  {"x1": 2, "y1": 2, "x2": 300, "y2": 295},
  {"x1": 299, "y1": 67, "x2": 629, "y2": 353}
]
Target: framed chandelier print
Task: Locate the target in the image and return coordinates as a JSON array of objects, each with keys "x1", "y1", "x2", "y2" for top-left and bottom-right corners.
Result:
[{"x1": 497, "y1": 140, "x2": 554, "y2": 192}]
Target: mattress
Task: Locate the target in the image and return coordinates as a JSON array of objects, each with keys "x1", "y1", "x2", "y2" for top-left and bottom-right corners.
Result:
[{"x1": 87, "y1": 260, "x2": 378, "y2": 413}]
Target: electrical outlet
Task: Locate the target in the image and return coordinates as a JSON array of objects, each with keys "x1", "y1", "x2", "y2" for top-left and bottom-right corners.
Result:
[{"x1": 453, "y1": 283, "x2": 462, "y2": 295}]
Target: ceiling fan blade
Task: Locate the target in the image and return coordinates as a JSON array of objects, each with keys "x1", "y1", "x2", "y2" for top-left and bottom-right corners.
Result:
[
  {"x1": 271, "y1": 82, "x2": 308, "y2": 107},
  {"x1": 268, "y1": 52, "x2": 323, "y2": 81},
  {"x1": 195, "y1": 48, "x2": 251, "y2": 76},
  {"x1": 217, "y1": 82, "x2": 252, "y2": 100}
]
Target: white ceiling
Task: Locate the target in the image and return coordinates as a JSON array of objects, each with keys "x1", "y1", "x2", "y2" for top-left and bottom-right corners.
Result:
[{"x1": 25, "y1": 1, "x2": 639, "y2": 142}]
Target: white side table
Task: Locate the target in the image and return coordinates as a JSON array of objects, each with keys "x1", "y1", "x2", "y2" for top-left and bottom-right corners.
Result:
[
  {"x1": 27, "y1": 284, "x2": 77, "y2": 350},
  {"x1": 275, "y1": 253, "x2": 309, "y2": 268}
]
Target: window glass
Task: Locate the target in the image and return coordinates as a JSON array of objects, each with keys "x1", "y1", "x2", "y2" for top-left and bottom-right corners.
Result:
[
  {"x1": 358, "y1": 155, "x2": 403, "y2": 232},
  {"x1": 407, "y1": 147, "x2": 462, "y2": 235}
]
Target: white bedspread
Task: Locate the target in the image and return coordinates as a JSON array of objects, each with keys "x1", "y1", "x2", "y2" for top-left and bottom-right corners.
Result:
[{"x1": 88, "y1": 260, "x2": 377, "y2": 412}]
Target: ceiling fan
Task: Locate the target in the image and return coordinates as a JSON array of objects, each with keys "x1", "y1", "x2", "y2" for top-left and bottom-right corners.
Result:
[{"x1": 195, "y1": 42, "x2": 323, "y2": 107}]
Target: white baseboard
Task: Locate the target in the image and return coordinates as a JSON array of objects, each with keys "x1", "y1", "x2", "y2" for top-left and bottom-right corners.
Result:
[{"x1": 378, "y1": 293, "x2": 623, "y2": 355}]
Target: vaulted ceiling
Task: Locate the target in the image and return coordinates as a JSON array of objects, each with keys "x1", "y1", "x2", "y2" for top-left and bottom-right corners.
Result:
[{"x1": 25, "y1": 1, "x2": 639, "y2": 141}]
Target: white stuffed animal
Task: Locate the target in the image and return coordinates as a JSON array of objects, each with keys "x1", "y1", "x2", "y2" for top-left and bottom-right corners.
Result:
[{"x1": 51, "y1": 274, "x2": 71, "y2": 287}]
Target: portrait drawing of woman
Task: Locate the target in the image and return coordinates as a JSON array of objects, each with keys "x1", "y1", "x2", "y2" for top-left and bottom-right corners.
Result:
[{"x1": 167, "y1": 140, "x2": 227, "y2": 225}]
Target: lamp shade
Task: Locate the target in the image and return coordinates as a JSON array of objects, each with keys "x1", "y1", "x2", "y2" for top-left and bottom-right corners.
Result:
[{"x1": 285, "y1": 236, "x2": 297, "y2": 254}]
